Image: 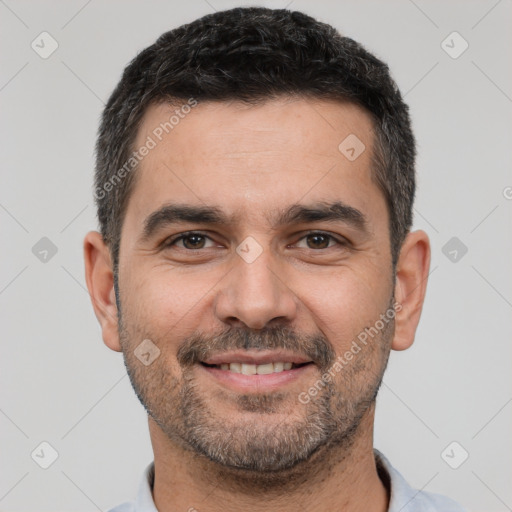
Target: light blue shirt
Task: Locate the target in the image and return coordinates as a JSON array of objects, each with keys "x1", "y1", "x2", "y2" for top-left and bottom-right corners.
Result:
[{"x1": 107, "y1": 449, "x2": 467, "y2": 511}]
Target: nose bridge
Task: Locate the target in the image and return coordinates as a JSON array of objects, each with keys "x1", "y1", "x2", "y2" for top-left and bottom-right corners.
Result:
[{"x1": 214, "y1": 238, "x2": 297, "y2": 329}]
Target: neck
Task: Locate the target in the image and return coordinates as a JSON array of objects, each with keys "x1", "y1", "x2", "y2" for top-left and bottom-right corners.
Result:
[{"x1": 149, "y1": 403, "x2": 389, "y2": 512}]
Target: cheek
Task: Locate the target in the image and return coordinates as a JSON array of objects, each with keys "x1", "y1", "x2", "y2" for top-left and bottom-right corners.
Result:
[
  {"x1": 297, "y1": 269, "x2": 390, "y2": 348},
  {"x1": 122, "y1": 266, "x2": 217, "y2": 339}
]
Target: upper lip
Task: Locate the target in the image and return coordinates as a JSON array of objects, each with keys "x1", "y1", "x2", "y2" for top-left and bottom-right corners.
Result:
[{"x1": 201, "y1": 350, "x2": 313, "y2": 366}]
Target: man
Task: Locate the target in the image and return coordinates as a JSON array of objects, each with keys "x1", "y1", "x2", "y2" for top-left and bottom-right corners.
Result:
[{"x1": 84, "y1": 7, "x2": 467, "y2": 512}]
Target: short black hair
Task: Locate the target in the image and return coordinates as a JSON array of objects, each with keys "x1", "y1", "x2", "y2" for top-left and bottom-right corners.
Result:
[{"x1": 94, "y1": 6, "x2": 416, "y2": 270}]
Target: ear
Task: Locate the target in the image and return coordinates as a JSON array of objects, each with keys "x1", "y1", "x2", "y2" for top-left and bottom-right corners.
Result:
[
  {"x1": 83, "y1": 231, "x2": 122, "y2": 352},
  {"x1": 391, "y1": 229, "x2": 431, "y2": 351}
]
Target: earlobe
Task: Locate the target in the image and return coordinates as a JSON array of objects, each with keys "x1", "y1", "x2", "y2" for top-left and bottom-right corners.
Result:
[
  {"x1": 83, "y1": 231, "x2": 122, "y2": 352},
  {"x1": 391, "y1": 230, "x2": 431, "y2": 351}
]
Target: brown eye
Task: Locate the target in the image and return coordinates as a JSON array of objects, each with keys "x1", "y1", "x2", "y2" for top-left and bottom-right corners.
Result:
[
  {"x1": 166, "y1": 233, "x2": 215, "y2": 250},
  {"x1": 305, "y1": 233, "x2": 331, "y2": 249},
  {"x1": 181, "y1": 234, "x2": 206, "y2": 249},
  {"x1": 295, "y1": 232, "x2": 344, "y2": 250}
]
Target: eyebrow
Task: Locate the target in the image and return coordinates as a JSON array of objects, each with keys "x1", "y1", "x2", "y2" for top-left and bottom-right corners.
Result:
[{"x1": 140, "y1": 200, "x2": 370, "y2": 241}]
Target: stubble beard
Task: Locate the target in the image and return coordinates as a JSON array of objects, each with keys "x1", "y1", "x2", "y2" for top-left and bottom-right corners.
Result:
[{"x1": 118, "y1": 299, "x2": 394, "y2": 486}]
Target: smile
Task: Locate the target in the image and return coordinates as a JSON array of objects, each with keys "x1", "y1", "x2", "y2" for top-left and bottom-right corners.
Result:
[{"x1": 201, "y1": 361, "x2": 312, "y2": 374}]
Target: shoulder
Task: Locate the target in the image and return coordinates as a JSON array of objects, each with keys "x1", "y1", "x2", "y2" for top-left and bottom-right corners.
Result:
[
  {"x1": 374, "y1": 449, "x2": 468, "y2": 512},
  {"x1": 106, "y1": 503, "x2": 135, "y2": 512},
  {"x1": 106, "y1": 461, "x2": 156, "y2": 512}
]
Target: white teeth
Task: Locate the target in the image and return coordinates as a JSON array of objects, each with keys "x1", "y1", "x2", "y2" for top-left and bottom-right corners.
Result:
[
  {"x1": 273, "y1": 362, "x2": 284, "y2": 372},
  {"x1": 256, "y1": 363, "x2": 274, "y2": 375},
  {"x1": 229, "y1": 362, "x2": 242, "y2": 373},
  {"x1": 215, "y1": 362, "x2": 303, "y2": 374},
  {"x1": 241, "y1": 363, "x2": 257, "y2": 375}
]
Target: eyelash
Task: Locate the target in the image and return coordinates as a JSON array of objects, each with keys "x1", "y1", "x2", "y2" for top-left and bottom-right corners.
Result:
[{"x1": 163, "y1": 231, "x2": 348, "y2": 251}]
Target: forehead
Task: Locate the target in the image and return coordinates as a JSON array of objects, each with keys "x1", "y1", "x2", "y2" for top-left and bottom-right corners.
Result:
[
  {"x1": 123, "y1": 97, "x2": 385, "y2": 235},
  {"x1": 135, "y1": 97, "x2": 375, "y2": 166}
]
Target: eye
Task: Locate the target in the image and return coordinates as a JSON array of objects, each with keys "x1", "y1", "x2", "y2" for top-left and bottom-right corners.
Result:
[
  {"x1": 294, "y1": 231, "x2": 346, "y2": 250},
  {"x1": 165, "y1": 232, "x2": 216, "y2": 250},
  {"x1": 163, "y1": 230, "x2": 347, "y2": 252}
]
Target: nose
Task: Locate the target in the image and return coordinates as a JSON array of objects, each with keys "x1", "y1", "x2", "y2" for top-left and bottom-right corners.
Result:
[{"x1": 214, "y1": 244, "x2": 298, "y2": 330}]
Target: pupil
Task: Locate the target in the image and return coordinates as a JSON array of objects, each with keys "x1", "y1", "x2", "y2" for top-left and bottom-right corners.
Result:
[
  {"x1": 184, "y1": 235, "x2": 204, "y2": 249},
  {"x1": 308, "y1": 234, "x2": 328, "y2": 249}
]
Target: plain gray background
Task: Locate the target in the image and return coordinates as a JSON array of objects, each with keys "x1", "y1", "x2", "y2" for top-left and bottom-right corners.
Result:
[{"x1": 1, "y1": 1, "x2": 511, "y2": 511}]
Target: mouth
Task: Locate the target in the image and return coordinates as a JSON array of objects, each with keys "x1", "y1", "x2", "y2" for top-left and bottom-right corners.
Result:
[
  {"x1": 200, "y1": 361, "x2": 312, "y2": 374},
  {"x1": 197, "y1": 350, "x2": 316, "y2": 393}
]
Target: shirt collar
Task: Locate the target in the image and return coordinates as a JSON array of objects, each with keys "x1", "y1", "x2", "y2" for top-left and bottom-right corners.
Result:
[
  {"x1": 133, "y1": 460, "x2": 158, "y2": 512},
  {"x1": 374, "y1": 449, "x2": 467, "y2": 512}
]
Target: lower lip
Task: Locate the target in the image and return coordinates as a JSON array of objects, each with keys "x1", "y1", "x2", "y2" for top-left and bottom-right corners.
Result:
[{"x1": 198, "y1": 363, "x2": 315, "y2": 393}]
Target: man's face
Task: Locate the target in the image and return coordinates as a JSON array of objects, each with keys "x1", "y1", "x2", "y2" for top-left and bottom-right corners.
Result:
[{"x1": 116, "y1": 97, "x2": 395, "y2": 473}]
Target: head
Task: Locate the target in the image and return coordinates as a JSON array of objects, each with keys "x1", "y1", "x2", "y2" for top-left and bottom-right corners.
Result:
[{"x1": 84, "y1": 7, "x2": 430, "y2": 479}]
